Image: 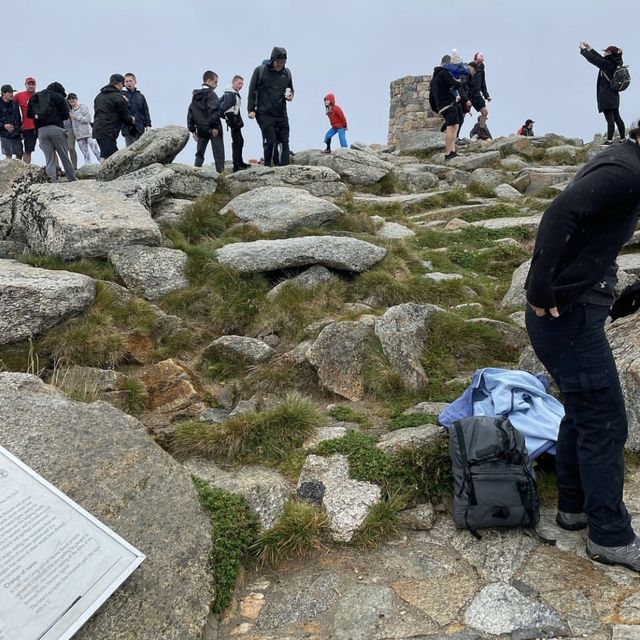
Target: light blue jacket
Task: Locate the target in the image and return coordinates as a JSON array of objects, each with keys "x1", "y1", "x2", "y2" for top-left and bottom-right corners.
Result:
[{"x1": 438, "y1": 368, "x2": 564, "y2": 459}]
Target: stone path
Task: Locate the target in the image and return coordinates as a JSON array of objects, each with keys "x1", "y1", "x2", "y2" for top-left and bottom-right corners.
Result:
[{"x1": 214, "y1": 471, "x2": 640, "y2": 640}]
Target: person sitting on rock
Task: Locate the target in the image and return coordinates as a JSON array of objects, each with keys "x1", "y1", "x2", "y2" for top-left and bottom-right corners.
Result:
[
  {"x1": 470, "y1": 115, "x2": 492, "y2": 141},
  {"x1": 322, "y1": 93, "x2": 348, "y2": 153},
  {"x1": 517, "y1": 119, "x2": 535, "y2": 137}
]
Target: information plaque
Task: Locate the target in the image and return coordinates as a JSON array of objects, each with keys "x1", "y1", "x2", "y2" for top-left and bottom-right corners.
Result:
[{"x1": 0, "y1": 445, "x2": 145, "y2": 640}]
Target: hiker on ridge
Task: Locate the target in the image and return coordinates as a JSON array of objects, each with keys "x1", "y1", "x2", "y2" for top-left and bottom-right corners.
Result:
[
  {"x1": 220, "y1": 75, "x2": 249, "y2": 172},
  {"x1": 0, "y1": 85, "x2": 23, "y2": 160},
  {"x1": 93, "y1": 74, "x2": 135, "y2": 161},
  {"x1": 525, "y1": 120, "x2": 640, "y2": 573},
  {"x1": 248, "y1": 47, "x2": 294, "y2": 166},
  {"x1": 429, "y1": 52, "x2": 463, "y2": 160},
  {"x1": 187, "y1": 70, "x2": 225, "y2": 173},
  {"x1": 517, "y1": 119, "x2": 535, "y2": 137},
  {"x1": 13, "y1": 77, "x2": 37, "y2": 163},
  {"x1": 122, "y1": 73, "x2": 152, "y2": 146},
  {"x1": 67, "y1": 93, "x2": 101, "y2": 164},
  {"x1": 467, "y1": 52, "x2": 492, "y2": 139},
  {"x1": 580, "y1": 42, "x2": 627, "y2": 144},
  {"x1": 322, "y1": 93, "x2": 348, "y2": 153}
]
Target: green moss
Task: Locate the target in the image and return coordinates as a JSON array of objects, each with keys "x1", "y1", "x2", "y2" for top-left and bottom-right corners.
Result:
[
  {"x1": 351, "y1": 494, "x2": 404, "y2": 548},
  {"x1": 251, "y1": 501, "x2": 329, "y2": 566},
  {"x1": 458, "y1": 204, "x2": 518, "y2": 223},
  {"x1": 193, "y1": 478, "x2": 260, "y2": 613},
  {"x1": 388, "y1": 412, "x2": 439, "y2": 431},
  {"x1": 172, "y1": 393, "x2": 322, "y2": 465}
]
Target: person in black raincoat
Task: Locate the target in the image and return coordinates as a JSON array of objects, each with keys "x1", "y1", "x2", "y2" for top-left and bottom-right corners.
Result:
[{"x1": 580, "y1": 42, "x2": 626, "y2": 143}]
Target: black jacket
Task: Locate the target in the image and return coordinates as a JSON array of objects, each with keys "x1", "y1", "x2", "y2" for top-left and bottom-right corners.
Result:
[
  {"x1": 27, "y1": 82, "x2": 69, "y2": 130},
  {"x1": 468, "y1": 62, "x2": 489, "y2": 99},
  {"x1": 121, "y1": 88, "x2": 151, "y2": 136},
  {"x1": 187, "y1": 86, "x2": 221, "y2": 135},
  {"x1": 581, "y1": 48, "x2": 623, "y2": 112},
  {"x1": 0, "y1": 98, "x2": 21, "y2": 138},
  {"x1": 93, "y1": 84, "x2": 133, "y2": 140},
  {"x1": 247, "y1": 47, "x2": 294, "y2": 117},
  {"x1": 526, "y1": 140, "x2": 640, "y2": 311},
  {"x1": 221, "y1": 89, "x2": 244, "y2": 129},
  {"x1": 429, "y1": 66, "x2": 459, "y2": 113}
]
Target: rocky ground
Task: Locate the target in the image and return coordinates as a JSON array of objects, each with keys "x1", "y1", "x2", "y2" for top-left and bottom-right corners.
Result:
[{"x1": 0, "y1": 126, "x2": 639, "y2": 640}]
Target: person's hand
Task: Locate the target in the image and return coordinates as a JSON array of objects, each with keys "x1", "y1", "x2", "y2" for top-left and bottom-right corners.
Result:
[
  {"x1": 487, "y1": 96, "x2": 492, "y2": 102},
  {"x1": 192, "y1": 132, "x2": 199, "y2": 142},
  {"x1": 4, "y1": 124, "x2": 13, "y2": 132},
  {"x1": 130, "y1": 116, "x2": 136, "y2": 124},
  {"x1": 248, "y1": 111, "x2": 256, "y2": 119},
  {"x1": 529, "y1": 304, "x2": 559, "y2": 318},
  {"x1": 455, "y1": 95, "x2": 461, "y2": 103},
  {"x1": 212, "y1": 128, "x2": 219, "y2": 137},
  {"x1": 466, "y1": 100, "x2": 471, "y2": 108}
]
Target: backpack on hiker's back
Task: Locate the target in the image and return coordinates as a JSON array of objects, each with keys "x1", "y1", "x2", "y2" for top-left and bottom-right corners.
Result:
[
  {"x1": 449, "y1": 415, "x2": 540, "y2": 536},
  {"x1": 604, "y1": 65, "x2": 631, "y2": 92},
  {"x1": 26, "y1": 90, "x2": 54, "y2": 123}
]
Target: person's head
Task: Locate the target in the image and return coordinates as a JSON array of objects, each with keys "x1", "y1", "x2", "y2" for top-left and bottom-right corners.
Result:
[
  {"x1": 524, "y1": 118, "x2": 534, "y2": 128},
  {"x1": 440, "y1": 54, "x2": 451, "y2": 65},
  {"x1": 202, "y1": 70, "x2": 218, "y2": 88},
  {"x1": 451, "y1": 49, "x2": 463, "y2": 65},
  {"x1": 1, "y1": 85, "x2": 13, "y2": 101},
  {"x1": 467, "y1": 61, "x2": 478, "y2": 75},
  {"x1": 603, "y1": 45, "x2": 622, "y2": 57},
  {"x1": 67, "y1": 92, "x2": 78, "y2": 108},
  {"x1": 270, "y1": 47, "x2": 287, "y2": 71},
  {"x1": 124, "y1": 73, "x2": 137, "y2": 90},
  {"x1": 629, "y1": 119, "x2": 640, "y2": 141},
  {"x1": 232, "y1": 75, "x2": 243, "y2": 91},
  {"x1": 474, "y1": 52, "x2": 485, "y2": 63},
  {"x1": 110, "y1": 73, "x2": 125, "y2": 90},
  {"x1": 25, "y1": 77, "x2": 36, "y2": 93}
]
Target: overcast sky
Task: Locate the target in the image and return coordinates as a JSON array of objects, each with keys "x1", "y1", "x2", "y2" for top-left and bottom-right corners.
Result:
[{"x1": 11, "y1": 0, "x2": 640, "y2": 165}]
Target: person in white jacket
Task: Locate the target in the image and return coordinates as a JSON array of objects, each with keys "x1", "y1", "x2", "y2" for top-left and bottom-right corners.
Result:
[{"x1": 67, "y1": 93, "x2": 100, "y2": 164}]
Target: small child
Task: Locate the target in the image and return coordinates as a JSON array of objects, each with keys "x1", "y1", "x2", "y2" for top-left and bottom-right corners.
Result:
[{"x1": 322, "y1": 93, "x2": 348, "y2": 153}]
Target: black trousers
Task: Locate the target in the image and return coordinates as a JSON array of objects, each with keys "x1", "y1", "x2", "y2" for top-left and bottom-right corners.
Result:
[
  {"x1": 526, "y1": 303, "x2": 634, "y2": 546},
  {"x1": 229, "y1": 125, "x2": 245, "y2": 169},
  {"x1": 603, "y1": 108, "x2": 625, "y2": 141},
  {"x1": 195, "y1": 131, "x2": 224, "y2": 172},
  {"x1": 257, "y1": 114, "x2": 289, "y2": 166},
  {"x1": 96, "y1": 136, "x2": 118, "y2": 160}
]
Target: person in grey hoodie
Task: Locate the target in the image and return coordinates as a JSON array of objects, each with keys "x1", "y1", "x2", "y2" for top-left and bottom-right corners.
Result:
[{"x1": 67, "y1": 93, "x2": 100, "y2": 164}]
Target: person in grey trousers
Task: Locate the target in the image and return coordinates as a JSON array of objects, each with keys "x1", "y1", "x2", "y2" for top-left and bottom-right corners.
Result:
[{"x1": 27, "y1": 81, "x2": 76, "y2": 182}]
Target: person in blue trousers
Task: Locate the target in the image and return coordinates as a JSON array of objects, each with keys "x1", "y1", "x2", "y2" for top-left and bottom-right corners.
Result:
[{"x1": 321, "y1": 93, "x2": 348, "y2": 153}]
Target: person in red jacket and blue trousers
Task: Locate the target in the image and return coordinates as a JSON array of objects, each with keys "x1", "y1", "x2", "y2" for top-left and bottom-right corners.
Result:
[{"x1": 322, "y1": 93, "x2": 348, "y2": 153}]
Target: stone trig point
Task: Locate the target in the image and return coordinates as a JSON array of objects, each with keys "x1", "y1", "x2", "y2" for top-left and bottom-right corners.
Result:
[{"x1": 388, "y1": 75, "x2": 444, "y2": 151}]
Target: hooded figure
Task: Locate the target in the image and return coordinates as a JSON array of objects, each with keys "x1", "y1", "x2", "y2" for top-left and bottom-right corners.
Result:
[
  {"x1": 247, "y1": 46, "x2": 295, "y2": 166},
  {"x1": 322, "y1": 93, "x2": 348, "y2": 152}
]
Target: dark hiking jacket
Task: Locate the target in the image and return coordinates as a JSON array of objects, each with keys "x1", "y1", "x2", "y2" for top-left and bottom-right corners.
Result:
[
  {"x1": 247, "y1": 47, "x2": 294, "y2": 117},
  {"x1": 581, "y1": 48, "x2": 623, "y2": 112},
  {"x1": 93, "y1": 84, "x2": 133, "y2": 139},
  {"x1": 187, "y1": 86, "x2": 221, "y2": 135},
  {"x1": 429, "y1": 66, "x2": 459, "y2": 113},
  {"x1": 468, "y1": 62, "x2": 489, "y2": 98},
  {"x1": 27, "y1": 82, "x2": 69, "y2": 130},
  {"x1": 0, "y1": 99, "x2": 21, "y2": 138},
  {"x1": 525, "y1": 139, "x2": 640, "y2": 311},
  {"x1": 121, "y1": 88, "x2": 151, "y2": 136}
]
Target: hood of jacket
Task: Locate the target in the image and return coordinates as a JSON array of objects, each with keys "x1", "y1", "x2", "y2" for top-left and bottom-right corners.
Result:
[
  {"x1": 324, "y1": 93, "x2": 335, "y2": 106},
  {"x1": 192, "y1": 87, "x2": 213, "y2": 102},
  {"x1": 269, "y1": 47, "x2": 287, "y2": 63},
  {"x1": 47, "y1": 82, "x2": 67, "y2": 97},
  {"x1": 606, "y1": 52, "x2": 624, "y2": 66},
  {"x1": 100, "y1": 84, "x2": 122, "y2": 95}
]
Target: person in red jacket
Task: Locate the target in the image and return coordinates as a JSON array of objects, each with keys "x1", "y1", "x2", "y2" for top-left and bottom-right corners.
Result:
[{"x1": 322, "y1": 93, "x2": 348, "y2": 153}]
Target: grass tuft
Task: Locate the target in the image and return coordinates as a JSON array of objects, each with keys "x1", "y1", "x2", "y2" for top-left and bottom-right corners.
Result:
[
  {"x1": 171, "y1": 393, "x2": 323, "y2": 465},
  {"x1": 193, "y1": 478, "x2": 260, "y2": 613},
  {"x1": 388, "y1": 412, "x2": 439, "y2": 431},
  {"x1": 327, "y1": 405, "x2": 371, "y2": 427},
  {"x1": 351, "y1": 493, "x2": 405, "y2": 548},
  {"x1": 251, "y1": 501, "x2": 329, "y2": 566},
  {"x1": 117, "y1": 376, "x2": 149, "y2": 415}
]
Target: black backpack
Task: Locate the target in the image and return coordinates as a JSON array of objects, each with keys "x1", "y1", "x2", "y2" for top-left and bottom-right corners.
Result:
[
  {"x1": 604, "y1": 65, "x2": 631, "y2": 92},
  {"x1": 27, "y1": 90, "x2": 55, "y2": 122},
  {"x1": 449, "y1": 415, "x2": 540, "y2": 537}
]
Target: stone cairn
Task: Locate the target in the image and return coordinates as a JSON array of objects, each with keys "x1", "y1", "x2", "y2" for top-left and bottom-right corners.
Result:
[{"x1": 387, "y1": 75, "x2": 442, "y2": 147}]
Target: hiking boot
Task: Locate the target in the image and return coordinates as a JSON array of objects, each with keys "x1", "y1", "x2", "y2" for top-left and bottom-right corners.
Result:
[
  {"x1": 556, "y1": 511, "x2": 588, "y2": 531},
  {"x1": 586, "y1": 536, "x2": 640, "y2": 572},
  {"x1": 444, "y1": 151, "x2": 459, "y2": 161},
  {"x1": 602, "y1": 139, "x2": 614, "y2": 146},
  {"x1": 321, "y1": 149, "x2": 331, "y2": 154}
]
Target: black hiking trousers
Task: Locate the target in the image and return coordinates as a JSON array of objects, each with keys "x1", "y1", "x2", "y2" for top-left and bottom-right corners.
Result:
[
  {"x1": 229, "y1": 125, "x2": 245, "y2": 170},
  {"x1": 257, "y1": 113, "x2": 289, "y2": 166},
  {"x1": 195, "y1": 130, "x2": 224, "y2": 173},
  {"x1": 525, "y1": 302, "x2": 635, "y2": 547},
  {"x1": 603, "y1": 108, "x2": 626, "y2": 141}
]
